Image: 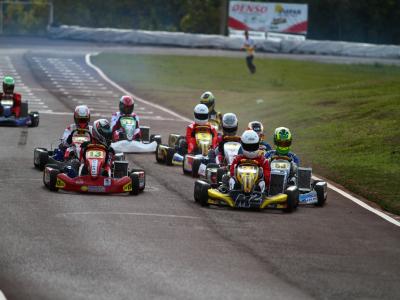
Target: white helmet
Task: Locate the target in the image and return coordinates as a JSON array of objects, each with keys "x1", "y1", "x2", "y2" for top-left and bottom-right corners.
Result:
[
  {"x1": 194, "y1": 104, "x2": 209, "y2": 125},
  {"x1": 241, "y1": 130, "x2": 260, "y2": 159},
  {"x1": 222, "y1": 113, "x2": 238, "y2": 136}
]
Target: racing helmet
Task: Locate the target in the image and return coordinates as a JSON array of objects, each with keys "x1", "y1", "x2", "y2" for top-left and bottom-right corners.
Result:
[
  {"x1": 273, "y1": 127, "x2": 292, "y2": 156},
  {"x1": 241, "y1": 130, "x2": 260, "y2": 159},
  {"x1": 92, "y1": 119, "x2": 112, "y2": 146},
  {"x1": 74, "y1": 105, "x2": 90, "y2": 129},
  {"x1": 248, "y1": 121, "x2": 265, "y2": 141},
  {"x1": 3, "y1": 76, "x2": 15, "y2": 94},
  {"x1": 222, "y1": 113, "x2": 238, "y2": 136},
  {"x1": 200, "y1": 91, "x2": 215, "y2": 112},
  {"x1": 194, "y1": 104, "x2": 209, "y2": 125},
  {"x1": 119, "y1": 95, "x2": 134, "y2": 115}
]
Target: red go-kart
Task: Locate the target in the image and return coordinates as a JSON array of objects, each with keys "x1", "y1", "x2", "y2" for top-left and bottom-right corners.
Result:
[{"x1": 43, "y1": 143, "x2": 145, "y2": 195}]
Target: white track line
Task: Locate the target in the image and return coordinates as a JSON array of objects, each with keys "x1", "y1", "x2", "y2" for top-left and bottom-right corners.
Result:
[
  {"x1": 86, "y1": 52, "x2": 400, "y2": 228},
  {"x1": 58, "y1": 212, "x2": 200, "y2": 220},
  {"x1": 313, "y1": 175, "x2": 400, "y2": 227},
  {"x1": 0, "y1": 290, "x2": 7, "y2": 300},
  {"x1": 85, "y1": 53, "x2": 192, "y2": 123}
]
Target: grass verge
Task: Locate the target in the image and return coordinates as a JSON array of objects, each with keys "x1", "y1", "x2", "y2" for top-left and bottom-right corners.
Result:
[{"x1": 93, "y1": 53, "x2": 400, "y2": 215}]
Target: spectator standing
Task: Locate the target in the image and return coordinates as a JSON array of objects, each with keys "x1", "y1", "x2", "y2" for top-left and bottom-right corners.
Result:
[{"x1": 242, "y1": 30, "x2": 256, "y2": 74}]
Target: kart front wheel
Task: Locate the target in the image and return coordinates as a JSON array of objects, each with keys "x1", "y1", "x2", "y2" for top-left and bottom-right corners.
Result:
[
  {"x1": 284, "y1": 186, "x2": 299, "y2": 213},
  {"x1": 130, "y1": 173, "x2": 140, "y2": 196},
  {"x1": 165, "y1": 148, "x2": 175, "y2": 166},
  {"x1": 194, "y1": 180, "x2": 210, "y2": 207},
  {"x1": 44, "y1": 167, "x2": 60, "y2": 192},
  {"x1": 314, "y1": 181, "x2": 327, "y2": 207},
  {"x1": 191, "y1": 158, "x2": 201, "y2": 178},
  {"x1": 155, "y1": 144, "x2": 164, "y2": 163}
]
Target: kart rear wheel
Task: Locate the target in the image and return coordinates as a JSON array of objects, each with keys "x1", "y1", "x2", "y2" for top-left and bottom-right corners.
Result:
[
  {"x1": 155, "y1": 144, "x2": 165, "y2": 163},
  {"x1": 150, "y1": 134, "x2": 162, "y2": 145},
  {"x1": 191, "y1": 158, "x2": 201, "y2": 178},
  {"x1": 283, "y1": 187, "x2": 299, "y2": 213},
  {"x1": 314, "y1": 181, "x2": 327, "y2": 207},
  {"x1": 182, "y1": 155, "x2": 191, "y2": 175},
  {"x1": 194, "y1": 180, "x2": 210, "y2": 207},
  {"x1": 29, "y1": 112, "x2": 39, "y2": 127},
  {"x1": 165, "y1": 148, "x2": 175, "y2": 166},
  {"x1": 130, "y1": 173, "x2": 140, "y2": 196},
  {"x1": 36, "y1": 149, "x2": 49, "y2": 171}
]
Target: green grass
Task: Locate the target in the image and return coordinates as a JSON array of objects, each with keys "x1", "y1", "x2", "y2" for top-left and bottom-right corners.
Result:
[{"x1": 93, "y1": 53, "x2": 400, "y2": 214}]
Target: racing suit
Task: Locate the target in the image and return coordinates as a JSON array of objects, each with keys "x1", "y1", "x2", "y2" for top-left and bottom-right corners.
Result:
[
  {"x1": 208, "y1": 109, "x2": 222, "y2": 130},
  {"x1": 259, "y1": 141, "x2": 272, "y2": 152},
  {"x1": 215, "y1": 135, "x2": 241, "y2": 164},
  {"x1": 111, "y1": 112, "x2": 141, "y2": 141},
  {"x1": 229, "y1": 154, "x2": 271, "y2": 193},
  {"x1": 0, "y1": 92, "x2": 22, "y2": 117},
  {"x1": 186, "y1": 122, "x2": 218, "y2": 154},
  {"x1": 77, "y1": 140, "x2": 115, "y2": 177},
  {"x1": 264, "y1": 150, "x2": 300, "y2": 165}
]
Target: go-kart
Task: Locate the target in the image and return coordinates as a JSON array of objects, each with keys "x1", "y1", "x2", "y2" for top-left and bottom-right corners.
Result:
[
  {"x1": 190, "y1": 140, "x2": 241, "y2": 188},
  {"x1": 111, "y1": 116, "x2": 161, "y2": 153},
  {"x1": 155, "y1": 133, "x2": 185, "y2": 165},
  {"x1": 43, "y1": 143, "x2": 145, "y2": 195},
  {"x1": 182, "y1": 126, "x2": 215, "y2": 176},
  {"x1": 194, "y1": 159, "x2": 298, "y2": 212},
  {"x1": 268, "y1": 156, "x2": 327, "y2": 206},
  {"x1": 0, "y1": 99, "x2": 39, "y2": 127},
  {"x1": 34, "y1": 129, "x2": 91, "y2": 170}
]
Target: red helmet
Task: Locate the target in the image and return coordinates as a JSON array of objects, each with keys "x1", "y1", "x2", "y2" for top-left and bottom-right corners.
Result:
[
  {"x1": 74, "y1": 105, "x2": 90, "y2": 129},
  {"x1": 119, "y1": 95, "x2": 134, "y2": 115}
]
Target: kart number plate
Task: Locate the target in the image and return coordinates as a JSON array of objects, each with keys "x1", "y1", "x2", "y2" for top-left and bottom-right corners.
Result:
[
  {"x1": 121, "y1": 118, "x2": 134, "y2": 126},
  {"x1": 87, "y1": 150, "x2": 105, "y2": 159},
  {"x1": 72, "y1": 136, "x2": 90, "y2": 144},
  {"x1": 88, "y1": 186, "x2": 105, "y2": 192}
]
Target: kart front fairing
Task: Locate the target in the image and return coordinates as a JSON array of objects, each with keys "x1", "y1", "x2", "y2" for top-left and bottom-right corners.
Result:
[{"x1": 111, "y1": 140, "x2": 158, "y2": 153}]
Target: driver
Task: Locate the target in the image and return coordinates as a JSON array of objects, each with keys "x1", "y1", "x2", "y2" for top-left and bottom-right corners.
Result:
[
  {"x1": 111, "y1": 95, "x2": 141, "y2": 141},
  {"x1": 0, "y1": 76, "x2": 22, "y2": 117},
  {"x1": 186, "y1": 104, "x2": 218, "y2": 154},
  {"x1": 248, "y1": 121, "x2": 272, "y2": 152},
  {"x1": 200, "y1": 91, "x2": 222, "y2": 130},
  {"x1": 53, "y1": 105, "x2": 92, "y2": 161},
  {"x1": 265, "y1": 127, "x2": 299, "y2": 165},
  {"x1": 78, "y1": 119, "x2": 115, "y2": 177},
  {"x1": 229, "y1": 130, "x2": 271, "y2": 193},
  {"x1": 215, "y1": 113, "x2": 241, "y2": 164}
]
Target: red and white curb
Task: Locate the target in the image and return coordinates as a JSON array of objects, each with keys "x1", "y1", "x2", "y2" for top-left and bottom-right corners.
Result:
[{"x1": 86, "y1": 52, "x2": 400, "y2": 228}]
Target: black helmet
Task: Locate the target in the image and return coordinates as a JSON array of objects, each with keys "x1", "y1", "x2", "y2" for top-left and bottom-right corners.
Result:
[{"x1": 92, "y1": 119, "x2": 112, "y2": 146}]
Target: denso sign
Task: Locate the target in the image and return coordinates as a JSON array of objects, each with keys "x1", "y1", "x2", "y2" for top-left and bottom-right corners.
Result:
[{"x1": 229, "y1": 1, "x2": 308, "y2": 34}]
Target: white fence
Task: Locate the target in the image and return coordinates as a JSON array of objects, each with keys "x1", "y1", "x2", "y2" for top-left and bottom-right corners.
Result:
[{"x1": 48, "y1": 25, "x2": 400, "y2": 59}]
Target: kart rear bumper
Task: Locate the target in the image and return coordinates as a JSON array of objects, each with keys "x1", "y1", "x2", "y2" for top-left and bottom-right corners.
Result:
[
  {"x1": 112, "y1": 140, "x2": 157, "y2": 153},
  {"x1": 0, "y1": 116, "x2": 31, "y2": 126}
]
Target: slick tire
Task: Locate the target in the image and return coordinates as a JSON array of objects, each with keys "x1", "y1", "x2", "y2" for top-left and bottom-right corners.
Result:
[
  {"x1": 150, "y1": 134, "x2": 162, "y2": 145},
  {"x1": 29, "y1": 112, "x2": 39, "y2": 127},
  {"x1": 314, "y1": 181, "x2": 327, "y2": 207},
  {"x1": 38, "y1": 150, "x2": 49, "y2": 171},
  {"x1": 44, "y1": 167, "x2": 60, "y2": 192},
  {"x1": 284, "y1": 186, "x2": 299, "y2": 213},
  {"x1": 130, "y1": 173, "x2": 140, "y2": 196},
  {"x1": 191, "y1": 158, "x2": 201, "y2": 178},
  {"x1": 182, "y1": 155, "x2": 191, "y2": 175},
  {"x1": 155, "y1": 144, "x2": 165, "y2": 163},
  {"x1": 166, "y1": 148, "x2": 175, "y2": 166},
  {"x1": 194, "y1": 180, "x2": 210, "y2": 207}
]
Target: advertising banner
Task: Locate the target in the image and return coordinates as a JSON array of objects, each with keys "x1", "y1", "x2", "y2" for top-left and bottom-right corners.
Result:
[{"x1": 228, "y1": 1, "x2": 308, "y2": 35}]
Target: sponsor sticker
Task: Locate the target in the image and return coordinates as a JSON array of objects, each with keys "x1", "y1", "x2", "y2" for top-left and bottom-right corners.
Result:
[
  {"x1": 104, "y1": 178, "x2": 112, "y2": 187},
  {"x1": 56, "y1": 178, "x2": 65, "y2": 188},
  {"x1": 88, "y1": 186, "x2": 105, "y2": 192},
  {"x1": 198, "y1": 163, "x2": 207, "y2": 176},
  {"x1": 123, "y1": 182, "x2": 132, "y2": 192},
  {"x1": 81, "y1": 186, "x2": 88, "y2": 192}
]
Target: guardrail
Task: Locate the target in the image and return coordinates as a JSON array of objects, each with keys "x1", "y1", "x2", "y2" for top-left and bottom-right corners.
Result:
[{"x1": 48, "y1": 25, "x2": 400, "y2": 59}]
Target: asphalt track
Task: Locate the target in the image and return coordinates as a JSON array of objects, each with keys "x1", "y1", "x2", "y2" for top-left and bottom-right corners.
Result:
[{"x1": 0, "y1": 37, "x2": 399, "y2": 300}]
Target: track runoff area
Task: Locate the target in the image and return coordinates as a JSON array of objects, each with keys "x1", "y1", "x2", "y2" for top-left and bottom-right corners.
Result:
[{"x1": 0, "y1": 40, "x2": 400, "y2": 299}]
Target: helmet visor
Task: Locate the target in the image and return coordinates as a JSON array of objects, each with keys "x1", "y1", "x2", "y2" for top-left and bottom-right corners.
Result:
[
  {"x1": 194, "y1": 112, "x2": 208, "y2": 121},
  {"x1": 275, "y1": 139, "x2": 291, "y2": 147},
  {"x1": 223, "y1": 126, "x2": 237, "y2": 134},
  {"x1": 242, "y1": 142, "x2": 259, "y2": 152}
]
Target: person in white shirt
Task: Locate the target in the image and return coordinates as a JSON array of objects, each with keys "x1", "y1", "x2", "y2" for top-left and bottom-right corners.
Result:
[{"x1": 242, "y1": 30, "x2": 256, "y2": 74}]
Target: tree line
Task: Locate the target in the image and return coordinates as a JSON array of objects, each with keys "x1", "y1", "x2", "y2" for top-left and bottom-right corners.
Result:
[{"x1": 2, "y1": 0, "x2": 400, "y2": 45}]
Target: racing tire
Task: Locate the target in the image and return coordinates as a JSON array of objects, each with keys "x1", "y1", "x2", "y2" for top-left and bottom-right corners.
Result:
[
  {"x1": 155, "y1": 144, "x2": 165, "y2": 163},
  {"x1": 314, "y1": 181, "x2": 327, "y2": 207},
  {"x1": 283, "y1": 186, "x2": 299, "y2": 213},
  {"x1": 29, "y1": 112, "x2": 39, "y2": 127},
  {"x1": 37, "y1": 149, "x2": 49, "y2": 171},
  {"x1": 20, "y1": 102, "x2": 28, "y2": 118},
  {"x1": 195, "y1": 180, "x2": 210, "y2": 207},
  {"x1": 191, "y1": 158, "x2": 201, "y2": 178},
  {"x1": 216, "y1": 167, "x2": 226, "y2": 184},
  {"x1": 44, "y1": 167, "x2": 60, "y2": 192},
  {"x1": 130, "y1": 173, "x2": 140, "y2": 196},
  {"x1": 150, "y1": 134, "x2": 162, "y2": 145},
  {"x1": 165, "y1": 148, "x2": 175, "y2": 166}
]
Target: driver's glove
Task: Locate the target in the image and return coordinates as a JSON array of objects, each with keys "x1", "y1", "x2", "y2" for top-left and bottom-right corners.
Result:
[
  {"x1": 229, "y1": 177, "x2": 236, "y2": 190},
  {"x1": 258, "y1": 180, "x2": 266, "y2": 193}
]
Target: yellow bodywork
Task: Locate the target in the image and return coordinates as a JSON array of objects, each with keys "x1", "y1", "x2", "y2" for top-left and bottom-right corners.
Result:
[
  {"x1": 195, "y1": 130, "x2": 212, "y2": 156},
  {"x1": 207, "y1": 189, "x2": 288, "y2": 209},
  {"x1": 236, "y1": 164, "x2": 259, "y2": 193}
]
